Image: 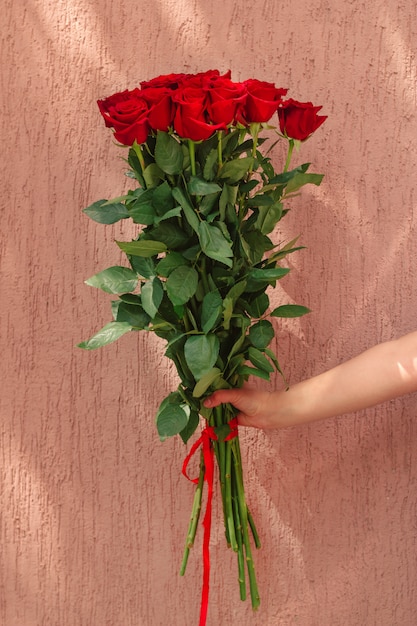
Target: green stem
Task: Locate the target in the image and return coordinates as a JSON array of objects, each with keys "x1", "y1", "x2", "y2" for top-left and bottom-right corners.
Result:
[
  {"x1": 133, "y1": 141, "x2": 146, "y2": 173},
  {"x1": 247, "y1": 507, "x2": 261, "y2": 549},
  {"x1": 231, "y1": 438, "x2": 260, "y2": 610},
  {"x1": 249, "y1": 122, "x2": 260, "y2": 175},
  {"x1": 188, "y1": 139, "x2": 196, "y2": 176},
  {"x1": 217, "y1": 131, "x2": 223, "y2": 168},
  {"x1": 251, "y1": 123, "x2": 260, "y2": 159},
  {"x1": 225, "y1": 440, "x2": 238, "y2": 552},
  {"x1": 231, "y1": 484, "x2": 246, "y2": 601},
  {"x1": 180, "y1": 452, "x2": 205, "y2": 576},
  {"x1": 283, "y1": 139, "x2": 294, "y2": 172},
  {"x1": 213, "y1": 406, "x2": 229, "y2": 545}
]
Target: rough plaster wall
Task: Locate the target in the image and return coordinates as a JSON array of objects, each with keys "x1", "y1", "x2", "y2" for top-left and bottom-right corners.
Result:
[{"x1": 1, "y1": 0, "x2": 416, "y2": 625}]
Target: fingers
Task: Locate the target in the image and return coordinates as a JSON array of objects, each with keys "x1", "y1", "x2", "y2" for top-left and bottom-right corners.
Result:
[{"x1": 203, "y1": 388, "x2": 246, "y2": 409}]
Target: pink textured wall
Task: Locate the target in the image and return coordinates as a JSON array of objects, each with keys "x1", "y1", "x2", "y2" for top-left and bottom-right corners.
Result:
[{"x1": 1, "y1": 0, "x2": 416, "y2": 624}]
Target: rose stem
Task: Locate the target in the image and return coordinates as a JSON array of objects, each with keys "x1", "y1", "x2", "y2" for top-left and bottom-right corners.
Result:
[
  {"x1": 213, "y1": 405, "x2": 231, "y2": 546},
  {"x1": 283, "y1": 138, "x2": 294, "y2": 172},
  {"x1": 217, "y1": 130, "x2": 223, "y2": 168},
  {"x1": 180, "y1": 452, "x2": 205, "y2": 576},
  {"x1": 188, "y1": 139, "x2": 196, "y2": 176},
  {"x1": 231, "y1": 437, "x2": 260, "y2": 610},
  {"x1": 224, "y1": 439, "x2": 238, "y2": 552},
  {"x1": 231, "y1": 482, "x2": 247, "y2": 601},
  {"x1": 232, "y1": 433, "x2": 261, "y2": 549},
  {"x1": 247, "y1": 507, "x2": 261, "y2": 549}
]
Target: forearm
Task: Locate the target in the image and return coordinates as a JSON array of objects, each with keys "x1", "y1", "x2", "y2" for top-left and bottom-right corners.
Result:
[
  {"x1": 277, "y1": 331, "x2": 417, "y2": 426},
  {"x1": 205, "y1": 331, "x2": 417, "y2": 429}
]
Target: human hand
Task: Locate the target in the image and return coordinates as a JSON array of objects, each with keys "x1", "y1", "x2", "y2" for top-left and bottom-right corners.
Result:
[{"x1": 203, "y1": 387, "x2": 281, "y2": 429}]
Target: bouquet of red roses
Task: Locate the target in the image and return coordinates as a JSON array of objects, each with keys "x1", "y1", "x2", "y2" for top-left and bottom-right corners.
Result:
[{"x1": 79, "y1": 69, "x2": 326, "y2": 625}]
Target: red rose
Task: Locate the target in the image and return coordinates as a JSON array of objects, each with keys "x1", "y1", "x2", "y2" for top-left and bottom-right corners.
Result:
[
  {"x1": 205, "y1": 77, "x2": 247, "y2": 125},
  {"x1": 243, "y1": 79, "x2": 287, "y2": 123},
  {"x1": 140, "y1": 87, "x2": 175, "y2": 132},
  {"x1": 278, "y1": 98, "x2": 327, "y2": 141},
  {"x1": 97, "y1": 89, "x2": 150, "y2": 146},
  {"x1": 172, "y1": 85, "x2": 226, "y2": 141},
  {"x1": 183, "y1": 69, "x2": 230, "y2": 89},
  {"x1": 140, "y1": 72, "x2": 188, "y2": 90},
  {"x1": 140, "y1": 70, "x2": 226, "y2": 91}
]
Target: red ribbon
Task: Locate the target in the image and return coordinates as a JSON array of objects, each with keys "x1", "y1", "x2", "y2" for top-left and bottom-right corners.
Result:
[{"x1": 182, "y1": 418, "x2": 238, "y2": 626}]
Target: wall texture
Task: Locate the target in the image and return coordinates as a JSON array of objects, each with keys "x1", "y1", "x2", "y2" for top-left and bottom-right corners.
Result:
[{"x1": 1, "y1": 0, "x2": 416, "y2": 625}]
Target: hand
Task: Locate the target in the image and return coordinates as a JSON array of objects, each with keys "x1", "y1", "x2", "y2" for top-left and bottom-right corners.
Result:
[{"x1": 203, "y1": 387, "x2": 282, "y2": 429}]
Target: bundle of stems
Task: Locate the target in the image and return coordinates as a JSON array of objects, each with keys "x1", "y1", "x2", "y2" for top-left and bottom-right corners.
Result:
[{"x1": 180, "y1": 404, "x2": 261, "y2": 610}]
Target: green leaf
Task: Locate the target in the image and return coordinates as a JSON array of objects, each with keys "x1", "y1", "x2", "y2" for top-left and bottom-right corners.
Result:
[
  {"x1": 119, "y1": 293, "x2": 142, "y2": 304},
  {"x1": 199, "y1": 193, "x2": 220, "y2": 217},
  {"x1": 154, "y1": 207, "x2": 182, "y2": 224},
  {"x1": 248, "y1": 347, "x2": 274, "y2": 373},
  {"x1": 270, "y1": 304, "x2": 311, "y2": 318},
  {"x1": 141, "y1": 276, "x2": 164, "y2": 318},
  {"x1": 188, "y1": 176, "x2": 222, "y2": 196},
  {"x1": 185, "y1": 334, "x2": 220, "y2": 380},
  {"x1": 152, "y1": 180, "x2": 175, "y2": 214},
  {"x1": 155, "y1": 131, "x2": 184, "y2": 175},
  {"x1": 219, "y1": 184, "x2": 238, "y2": 220},
  {"x1": 156, "y1": 252, "x2": 188, "y2": 277},
  {"x1": 128, "y1": 145, "x2": 145, "y2": 186},
  {"x1": 117, "y1": 240, "x2": 167, "y2": 257},
  {"x1": 269, "y1": 162, "x2": 311, "y2": 185},
  {"x1": 78, "y1": 321, "x2": 132, "y2": 350},
  {"x1": 198, "y1": 222, "x2": 233, "y2": 267},
  {"x1": 285, "y1": 172, "x2": 324, "y2": 194},
  {"x1": 218, "y1": 156, "x2": 254, "y2": 184},
  {"x1": 264, "y1": 347, "x2": 286, "y2": 378},
  {"x1": 222, "y1": 280, "x2": 247, "y2": 330},
  {"x1": 246, "y1": 194, "x2": 274, "y2": 207},
  {"x1": 237, "y1": 364, "x2": 271, "y2": 381},
  {"x1": 85, "y1": 266, "x2": 138, "y2": 294},
  {"x1": 83, "y1": 199, "x2": 130, "y2": 224},
  {"x1": 202, "y1": 148, "x2": 219, "y2": 180},
  {"x1": 241, "y1": 229, "x2": 274, "y2": 265},
  {"x1": 245, "y1": 266, "x2": 290, "y2": 293},
  {"x1": 249, "y1": 320, "x2": 275, "y2": 349},
  {"x1": 156, "y1": 393, "x2": 190, "y2": 441},
  {"x1": 179, "y1": 409, "x2": 200, "y2": 443},
  {"x1": 249, "y1": 267, "x2": 290, "y2": 281},
  {"x1": 239, "y1": 179, "x2": 258, "y2": 194},
  {"x1": 172, "y1": 186, "x2": 200, "y2": 233},
  {"x1": 201, "y1": 290, "x2": 223, "y2": 333},
  {"x1": 255, "y1": 202, "x2": 283, "y2": 234},
  {"x1": 116, "y1": 301, "x2": 151, "y2": 328},
  {"x1": 129, "y1": 191, "x2": 156, "y2": 225},
  {"x1": 143, "y1": 163, "x2": 165, "y2": 188},
  {"x1": 128, "y1": 256, "x2": 155, "y2": 278},
  {"x1": 150, "y1": 222, "x2": 191, "y2": 249},
  {"x1": 166, "y1": 266, "x2": 198, "y2": 306},
  {"x1": 244, "y1": 293, "x2": 269, "y2": 318},
  {"x1": 192, "y1": 367, "x2": 222, "y2": 398}
]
